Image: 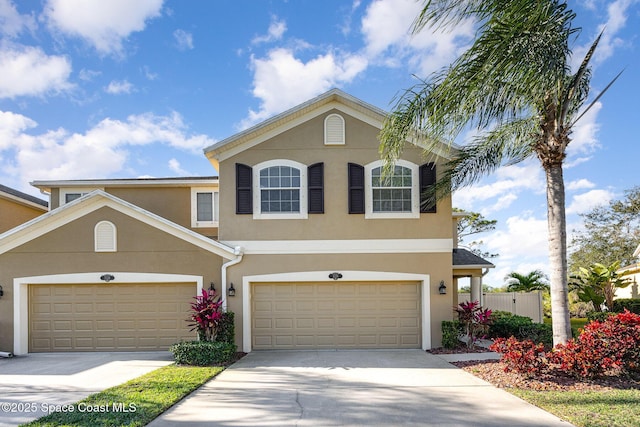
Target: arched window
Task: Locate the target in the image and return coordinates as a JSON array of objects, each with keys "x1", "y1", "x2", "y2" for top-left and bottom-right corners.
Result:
[
  {"x1": 364, "y1": 160, "x2": 420, "y2": 219},
  {"x1": 253, "y1": 159, "x2": 308, "y2": 219},
  {"x1": 94, "y1": 221, "x2": 117, "y2": 252}
]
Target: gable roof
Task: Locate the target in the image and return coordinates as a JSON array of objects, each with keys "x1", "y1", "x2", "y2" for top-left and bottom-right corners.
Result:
[
  {"x1": 31, "y1": 176, "x2": 218, "y2": 194},
  {"x1": 452, "y1": 248, "x2": 495, "y2": 269},
  {"x1": 203, "y1": 88, "x2": 456, "y2": 169},
  {"x1": 0, "y1": 189, "x2": 238, "y2": 259},
  {"x1": 0, "y1": 184, "x2": 48, "y2": 210}
]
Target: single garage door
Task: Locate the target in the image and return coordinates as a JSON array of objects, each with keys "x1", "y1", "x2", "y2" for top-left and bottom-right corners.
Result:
[
  {"x1": 252, "y1": 281, "x2": 421, "y2": 350},
  {"x1": 29, "y1": 283, "x2": 196, "y2": 352}
]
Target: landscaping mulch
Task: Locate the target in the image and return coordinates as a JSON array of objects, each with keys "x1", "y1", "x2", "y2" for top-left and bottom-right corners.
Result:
[{"x1": 451, "y1": 359, "x2": 640, "y2": 392}]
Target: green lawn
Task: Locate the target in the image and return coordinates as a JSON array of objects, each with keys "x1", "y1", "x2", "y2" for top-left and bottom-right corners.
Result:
[
  {"x1": 23, "y1": 364, "x2": 223, "y2": 427},
  {"x1": 511, "y1": 388, "x2": 640, "y2": 427}
]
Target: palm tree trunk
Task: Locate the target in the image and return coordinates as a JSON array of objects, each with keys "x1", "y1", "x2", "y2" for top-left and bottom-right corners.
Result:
[{"x1": 545, "y1": 164, "x2": 573, "y2": 345}]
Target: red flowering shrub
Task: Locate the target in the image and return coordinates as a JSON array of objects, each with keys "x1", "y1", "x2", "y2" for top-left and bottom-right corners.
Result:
[
  {"x1": 188, "y1": 288, "x2": 224, "y2": 342},
  {"x1": 491, "y1": 311, "x2": 640, "y2": 379},
  {"x1": 550, "y1": 309, "x2": 640, "y2": 377},
  {"x1": 490, "y1": 337, "x2": 549, "y2": 377},
  {"x1": 455, "y1": 301, "x2": 492, "y2": 349}
]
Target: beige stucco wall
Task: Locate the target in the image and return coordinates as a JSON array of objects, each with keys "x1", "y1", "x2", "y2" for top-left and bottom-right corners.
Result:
[
  {"x1": 0, "y1": 197, "x2": 45, "y2": 234},
  {"x1": 218, "y1": 110, "x2": 453, "y2": 241},
  {"x1": 224, "y1": 251, "x2": 454, "y2": 348},
  {"x1": 0, "y1": 206, "x2": 224, "y2": 353},
  {"x1": 47, "y1": 186, "x2": 218, "y2": 238}
]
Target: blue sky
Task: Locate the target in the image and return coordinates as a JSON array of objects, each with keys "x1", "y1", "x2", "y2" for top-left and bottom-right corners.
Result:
[{"x1": 0, "y1": 0, "x2": 638, "y2": 287}]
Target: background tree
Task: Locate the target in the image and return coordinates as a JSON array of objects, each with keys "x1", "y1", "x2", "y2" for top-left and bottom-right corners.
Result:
[
  {"x1": 455, "y1": 208, "x2": 498, "y2": 259},
  {"x1": 379, "y1": 0, "x2": 621, "y2": 345},
  {"x1": 569, "y1": 261, "x2": 631, "y2": 312},
  {"x1": 505, "y1": 270, "x2": 550, "y2": 292},
  {"x1": 570, "y1": 186, "x2": 640, "y2": 270}
]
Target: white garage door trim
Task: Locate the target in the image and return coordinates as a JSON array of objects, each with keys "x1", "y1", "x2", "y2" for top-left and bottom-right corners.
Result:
[
  {"x1": 242, "y1": 271, "x2": 430, "y2": 353},
  {"x1": 14, "y1": 272, "x2": 203, "y2": 355}
]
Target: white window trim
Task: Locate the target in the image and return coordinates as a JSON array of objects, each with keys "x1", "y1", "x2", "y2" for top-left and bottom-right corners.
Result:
[
  {"x1": 253, "y1": 159, "x2": 308, "y2": 220},
  {"x1": 94, "y1": 220, "x2": 117, "y2": 252},
  {"x1": 364, "y1": 160, "x2": 419, "y2": 219},
  {"x1": 191, "y1": 187, "x2": 219, "y2": 228},
  {"x1": 60, "y1": 187, "x2": 102, "y2": 206},
  {"x1": 324, "y1": 113, "x2": 345, "y2": 145}
]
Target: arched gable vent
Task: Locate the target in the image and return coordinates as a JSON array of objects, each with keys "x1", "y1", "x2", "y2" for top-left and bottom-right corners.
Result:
[
  {"x1": 324, "y1": 114, "x2": 345, "y2": 145},
  {"x1": 95, "y1": 221, "x2": 117, "y2": 252}
]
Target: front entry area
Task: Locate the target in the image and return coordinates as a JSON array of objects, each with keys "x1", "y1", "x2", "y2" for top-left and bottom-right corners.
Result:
[
  {"x1": 251, "y1": 281, "x2": 421, "y2": 350},
  {"x1": 28, "y1": 282, "x2": 195, "y2": 352}
]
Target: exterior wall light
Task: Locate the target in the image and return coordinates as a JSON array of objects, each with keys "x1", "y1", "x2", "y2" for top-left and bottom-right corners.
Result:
[
  {"x1": 208, "y1": 282, "x2": 216, "y2": 297},
  {"x1": 100, "y1": 274, "x2": 115, "y2": 282},
  {"x1": 228, "y1": 282, "x2": 236, "y2": 297},
  {"x1": 0, "y1": 285, "x2": 3, "y2": 298},
  {"x1": 438, "y1": 280, "x2": 447, "y2": 295}
]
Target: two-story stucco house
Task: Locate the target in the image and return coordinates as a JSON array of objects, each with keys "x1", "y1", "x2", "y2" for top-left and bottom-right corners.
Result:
[{"x1": 0, "y1": 89, "x2": 492, "y2": 355}]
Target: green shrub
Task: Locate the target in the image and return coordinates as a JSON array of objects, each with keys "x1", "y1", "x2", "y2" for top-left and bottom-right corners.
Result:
[
  {"x1": 612, "y1": 298, "x2": 640, "y2": 314},
  {"x1": 489, "y1": 312, "x2": 552, "y2": 347},
  {"x1": 170, "y1": 341, "x2": 237, "y2": 366},
  {"x1": 586, "y1": 311, "x2": 615, "y2": 322},
  {"x1": 441, "y1": 320, "x2": 463, "y2": 349},
  {"x1": 216, "y1": 311, "x2": 235, "y2": 344}
]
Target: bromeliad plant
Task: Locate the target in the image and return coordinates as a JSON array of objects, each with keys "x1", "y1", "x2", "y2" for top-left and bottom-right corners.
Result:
[
  {"x1": 188, "y1": 288, "x2": 224, "y2": 342},
  {"x1": 455, "y1": 300, "x2": 492, "y2": 349}
]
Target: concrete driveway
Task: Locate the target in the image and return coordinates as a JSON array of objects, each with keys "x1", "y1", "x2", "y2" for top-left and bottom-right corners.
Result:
[
  {"x1": 149, "y1": 350, "x2": 573, "y2": 427},
  {"x1": 0, "y1": 352, "x2": 172, "y2": 427}
]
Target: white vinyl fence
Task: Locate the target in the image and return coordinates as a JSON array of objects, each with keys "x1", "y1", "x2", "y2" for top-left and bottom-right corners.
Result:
[{"x1": 458, "y1": 292, "x2": 543, "y2": 323}]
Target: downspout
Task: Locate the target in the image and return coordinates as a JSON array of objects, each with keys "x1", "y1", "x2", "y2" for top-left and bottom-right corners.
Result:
[{"x1": 221, "y1": 246, "x2": 244, "y2": 310}]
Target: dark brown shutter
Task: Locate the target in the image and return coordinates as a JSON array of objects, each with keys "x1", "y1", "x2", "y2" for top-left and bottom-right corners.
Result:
[
  {"x1": 419, "y1": 163, "x2": 436, "y2": 213},
  {"x1": 348, "y1": 163, "x2": 365, "y2": 214},
  {"x1": 236, "y1": 163, "x2": 253, "y2": 214},
  {"x1": 308, "y1": 162, "x2": 324, "y2": 214}
]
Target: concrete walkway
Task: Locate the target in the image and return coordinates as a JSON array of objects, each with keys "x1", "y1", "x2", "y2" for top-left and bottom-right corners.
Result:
[
  {"x1": 0, "y1": 352, "x2": 173, "y2": 427},
  {"x1": 149, "y1": 350, "x2": 573, "y2": 427}
]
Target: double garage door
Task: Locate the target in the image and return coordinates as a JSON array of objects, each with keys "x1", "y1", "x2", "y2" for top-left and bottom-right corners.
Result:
[
  {"x1": 29, "y1": 283, "x2": 195, "y2": 352},
  {"x1": 252, "y1": 281, "x2": 421, "y2": 350}
]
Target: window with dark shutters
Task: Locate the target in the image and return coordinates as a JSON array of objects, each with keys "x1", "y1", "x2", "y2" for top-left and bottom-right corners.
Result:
[
  {"x1": 307, "y1": 162, "x2": 324, "y2": 213},
  {"x1": 236, "y1": 163, "x2": 253, "y2": 214},
  {"x1": 419, "y1": 163, "x2": 437, "y2": 213},
  {"x1": 348, "y1": 162, "x2": 365, "y2": 214}
]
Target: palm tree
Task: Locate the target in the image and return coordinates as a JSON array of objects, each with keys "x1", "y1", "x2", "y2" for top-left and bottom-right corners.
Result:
[
  {"x1": 379, "y1": 0, "x2": 621, "y2": 345},
  {"x1": 505, "y1": 270, "x2": 550, "y2": 293}
]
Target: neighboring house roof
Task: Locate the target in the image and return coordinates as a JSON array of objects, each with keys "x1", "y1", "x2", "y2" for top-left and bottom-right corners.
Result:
[
  {"x1": 0, "y1": 184, "x2": 48, "y2": 210},
  {"x1": 0, "y1": 189, "x2": 238, "y2": 259},
  {"x1": 31, "y1": 176, "x2": 218, "y2": 193},
  {"x1": 452, "y1": 248, "x2": 495, "y2": 269},
  {"x1": 203, "y1": 88, "x2": 457, "y2": 169}
]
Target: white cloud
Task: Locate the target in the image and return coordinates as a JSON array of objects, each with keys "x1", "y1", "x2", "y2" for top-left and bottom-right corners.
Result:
[
  {"x1": 0, "y1": 0, "x2": 36, "y2": 37},
  {"x1": 486, "y1": 214, "x2": 549, "y2": 263},
  {"x1": 43, "y1": 0, "x2": 164, "y2": 55},
  {"x1": 0, "y1": 110, "x2": 214, "y2": 184},
  {"x1": 566, "y1": 189, "x2": 615, "y2": 215},
  {"x1": 360, "y1": 0, "x2": 474, "y2": 75},
  {"x1": 566, "y1": 178, "x2": 596, "y2": 191},
  {"x1": 0, "y1": 110, "x2": 37, "y2": 150},
  {"x1": 105, "y1": 79, "x2": 134, "y2": 94},
  {"x1": 168, "y1": 158, "x2": 190, "y2": 175},
  {"x1": 572, "y1": 0, "x2": 638, "y2": 68},
  {"x1": 173, "y1": 29, "x2": 193, "y2": 50},
  {"x1": 453, "y1": 161, "x2": 544, "y2": 212},
  {"x1": 78, "y1": 68, "x2": 101, "y2": 81},
  {"x1": 0, "y1": 45, "x2": 72, "y2": 98},
  {"x1": 241, "y1": 48, "x2": 367, "y2": 128},
  {"x1": 568, "y1": 101, "x2": 601, "y2": 157},
  {"x1": 252, "y1": 16, "x2": 286, "y2": 44}
]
